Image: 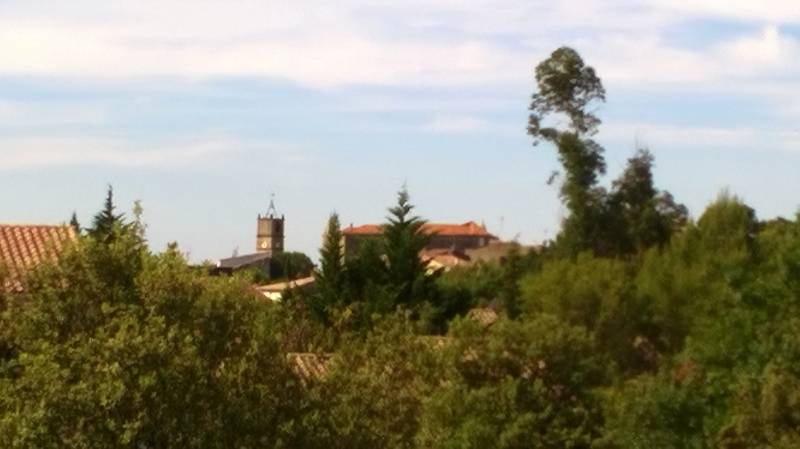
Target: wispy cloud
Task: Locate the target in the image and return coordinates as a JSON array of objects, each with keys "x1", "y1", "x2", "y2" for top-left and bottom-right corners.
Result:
[
  {"x1": 0, "y1": 137, "x2": 243, "y2": 170},
  {"x1": 585, "y1": 25, "x2": 799, "y2": 88},
  {"x1": 655, "y1": 0, "x2": 800, "y2": 23},
  {"x1": 601, "y1": 122, "x2": 800, "y2": 153}
]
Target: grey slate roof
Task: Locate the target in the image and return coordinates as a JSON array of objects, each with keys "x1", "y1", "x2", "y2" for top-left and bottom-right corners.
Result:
[{"x1": 218, "y1": 252, "x2": 271, "y2": 269}]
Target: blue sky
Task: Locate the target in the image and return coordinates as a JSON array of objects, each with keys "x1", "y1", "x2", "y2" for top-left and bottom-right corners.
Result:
[{"x1": 3, "y1": 0, "x2": 800, "y2": 261}]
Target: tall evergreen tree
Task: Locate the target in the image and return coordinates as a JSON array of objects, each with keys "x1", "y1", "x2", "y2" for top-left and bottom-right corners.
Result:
[
  {"x1": 383, "y1": 187, "x2": 431, "y2": 307},
  {"x1": 610, "y1": 149, "x2": 688, "y2": 252},
  {"x1": 69, "y1": 212, "x2": 81, "y2": 235},
  {"x1": 88, "y1": 185, "x2": 126, "y2": 242},
  {"x1": 316, "y1": 212, "x2": 345, "y2": 306}
]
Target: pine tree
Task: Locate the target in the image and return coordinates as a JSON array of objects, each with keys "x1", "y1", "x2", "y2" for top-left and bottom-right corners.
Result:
[
  {"x1": 317, "y1": 213, "x2": 345, "y2": 304},
  {"x1": 382, "y1": 187, "x2": 431, "y2": 307},
  {"x1": 69, "y1": 212, "x2": 81, "y2": 235},
  {"x1": 89, "y1": 185, "x2": 125, "y2": 242}
]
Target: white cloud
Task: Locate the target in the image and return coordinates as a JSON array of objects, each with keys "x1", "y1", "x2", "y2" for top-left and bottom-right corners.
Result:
[
  {"x1": 0, "y1": 137, "x2": 243, "y2": 170},
  {"x1": 717, "y1": 25, "x2": 789, "y2": 70},
  {"x1": 600, "y1": 122, "x2": 800, "y2": 153},
  {"x1": 0, "y1": 1, "x2": 799, "y2": 96},
  {"x1": 655, "y1": 0, "x2": 800, "y2": 24},
  {"x1": 584, "y1": 24, "x2": 800, "y2": 90}
]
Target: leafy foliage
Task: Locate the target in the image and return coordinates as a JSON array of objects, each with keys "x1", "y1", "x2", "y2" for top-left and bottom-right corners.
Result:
[
  {"x1": 418, "y1": 315, "x2": 605, "y2": 449},
  {"x1": 272, "y1": 251, "x2": 315, "y2": 280},
  {"x1": 528, "y1": 46, "x2": 605, "y2": 139},
  {"x1": 529, "y1": 48, "x2": 685, "y2": 257},
  {"x1": 0, "y1": 217, "x2": 304, "y2": 448}
]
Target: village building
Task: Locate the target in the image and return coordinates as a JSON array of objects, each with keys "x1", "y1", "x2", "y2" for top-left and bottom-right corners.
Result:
[
  {"x1": 0, "y1": 224, "x2": 76, "y2": 293},
  {"x1": 341, "y1": 221, "x2": 540, "y2": 271},
  {"x1": 215, "y1": 199, "x2": 285, "y2": 277},
  {"x1": 254, "y1": 276, "x2": 316, "y2": 301},
  {"x1": 341, "y1": 221, "x2": 498, "y2": 259}
]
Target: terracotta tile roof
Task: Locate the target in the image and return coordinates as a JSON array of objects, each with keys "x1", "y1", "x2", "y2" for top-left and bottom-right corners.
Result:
[
  {"x1": 343, "y1": 221, "x2": 496, "y2": 238},
  {"x1": 286, "y1": 352, "x2": 332, "y2": 385},
  {"x1": 256, "y1": 276, "x2": 316, "y2": 294},
  {"x1": 425, "y1": 221, "x2": 495, "y2": 238},
  {"x1": 255, "y1": 276, "x2": 316, "y2": 301},
  {"x1": 342, "y1": 224, "x2": 383, "y2": 235},
  {"x1": 0, "y1": 224, "x2": 76, "y2": 292},
  {"x1": 466, "y1": 307, "x2": 499, "y2": 328},
  {"x1": 421, "y1": 249, "x2": 471, "y2": 271}
]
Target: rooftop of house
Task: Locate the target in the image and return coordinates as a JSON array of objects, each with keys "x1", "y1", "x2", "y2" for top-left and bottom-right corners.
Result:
[
  {"x1": 255, "y1": 275, "x2": 316, "y2": 294},
  {"x1": 217, "y1": 252, "x2": 271, "y2": 269},
  {"x1": 286, "y1": 352, "x2": 332, "y2": 386},
  {"x1": 342, "y1": 221, "x2": 497, "y2": 239},
  {"x1": 284, "y1": 306, "x2": 499, "y2": 384},
  {"x1": 421, "y1": 248, "x2": 471, "y2": 271},
  {"x1": 0, "y1": 224, "x2": 76, "y2": 292}
]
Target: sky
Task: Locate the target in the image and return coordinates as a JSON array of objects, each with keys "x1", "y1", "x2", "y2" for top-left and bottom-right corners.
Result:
[{"x1": 2, "y1": 0, "x2": 800, "y2": 262}]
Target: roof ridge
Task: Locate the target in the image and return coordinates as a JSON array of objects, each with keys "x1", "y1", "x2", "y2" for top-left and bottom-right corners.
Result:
[{"x1": 0, "y1": 223, "x2": 71, "y2": 228}]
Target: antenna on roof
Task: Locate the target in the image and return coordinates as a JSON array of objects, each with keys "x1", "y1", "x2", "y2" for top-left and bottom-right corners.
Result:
[{"x1": 266, "y1": 193, "x2": 278, "y2": 218}]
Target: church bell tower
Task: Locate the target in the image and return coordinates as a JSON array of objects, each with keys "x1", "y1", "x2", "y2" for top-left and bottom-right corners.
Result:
[{"x1": 256, "y1": 196, "x2": 285, "y2": 254}]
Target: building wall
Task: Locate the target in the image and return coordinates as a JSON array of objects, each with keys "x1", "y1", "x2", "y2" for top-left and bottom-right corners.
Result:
[
  {"x1": 257, "y1": 215, "x2": 285, "y2": 254},
  {"x1": 342, "y1": 233, "x2": 494, "y2": 258},
  {"x1": 427, "y1": 234, "x2": 488, "y2": 251}
]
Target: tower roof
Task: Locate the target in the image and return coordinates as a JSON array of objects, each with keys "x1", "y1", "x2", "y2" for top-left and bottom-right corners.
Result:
[{"x1": 265, "y1": 194, "x2": 279, "y2": 218}]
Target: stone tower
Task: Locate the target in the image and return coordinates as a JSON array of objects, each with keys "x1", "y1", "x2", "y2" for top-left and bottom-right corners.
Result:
[{"x1": 256, "y1": 197, "x2": 285, "y2": 254}]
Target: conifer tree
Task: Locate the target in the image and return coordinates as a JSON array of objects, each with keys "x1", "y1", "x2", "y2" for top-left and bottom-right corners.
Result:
[
  {"x1": 69, "y1": 212, "x2": 81, "y2": 235},
  {"x1": 382, "y1": 187, "x2": 431, "y2": 307},
  {"x1": 88, "y1": 185, "x2": 125, "y2": 242},
  {"x1": 317, "y1": 212, "x2": 345, "y2": 305}
]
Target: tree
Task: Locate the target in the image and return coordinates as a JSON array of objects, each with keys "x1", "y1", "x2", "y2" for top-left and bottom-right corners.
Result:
[
  {"x1": 0, "y1": 216, "x2": 305, "y2": 449},
  {"x1": 520, "y1": 253, "x2": 646, "y2": 372},
  {"x1": 382, "y1": 187, "x2": 432, "y2": 308},
  {"x1": 610, "y1": 149, "x2": 688, "y2": 253},
  {"x1": 718, "y1": 319, "x2": 800, "y2": 449},
  {"x1": 88, "y1": 185, "x2": 126, "y2": 242},
  {"x1": 272, "y1": 251, "x2": 315, "y2": 280},
  {"x1": 417, "y1": 315, "x2": 605, "y2": 449},
  {"x1": 528, "y1": 46, "x2": 605, "y2": 139},
  {"x1": 600, "y1": 373, "x2": 708, "y2": 449},
  {"x1": 316, "y1": 213, "x2": 346, "y2": 308},
  {"x1": 528, "y1": 47, "x2": 610, "y2": 256},
  {"x1": 342, "y1": 237, "x2": 396, "y2": 324},
  {"x1": 69, "y1": 211, "x2": 81, "y2": 234},
  {"x1": 303, "y1": 314, "x2": 438, "y2": 449}
]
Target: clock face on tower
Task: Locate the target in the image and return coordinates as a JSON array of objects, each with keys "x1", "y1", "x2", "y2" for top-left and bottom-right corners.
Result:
[{"x1": 260, "y1": 240, "x2": 268, "y2": 249}]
